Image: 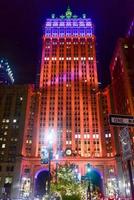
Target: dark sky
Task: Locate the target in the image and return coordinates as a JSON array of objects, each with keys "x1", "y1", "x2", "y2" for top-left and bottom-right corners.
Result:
[{"x1": 0, "y1": 0, "x2": 134, "y2": 86}]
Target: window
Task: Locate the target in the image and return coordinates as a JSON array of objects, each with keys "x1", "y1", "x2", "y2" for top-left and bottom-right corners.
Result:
[
  {"x1": 124, "y1": 44, "x2": 128, "y2": 49},
  {"x1": 2, "y1": 144, "x2": 6, "y2": 148},
  {"x1": 5, "y1": 177, "x2": 12, "y2": 184},
  {"x1": 6, "y1": 166, "x2": 14, "y2": 172},
  {"x1": 20, "y1": 97, "x2": 23, "y2": 101},
  {"x1": 4, "y1": 132, "x2": 7, "y2": 135},
  {"x1": 13, "y1": 119, "x2": 17, "y2": 123},
  {"x1": 2, "y1": 119, "x2": 5, "y2": 123}
]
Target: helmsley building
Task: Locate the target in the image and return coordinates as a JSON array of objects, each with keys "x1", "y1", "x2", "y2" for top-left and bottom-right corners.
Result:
[{"x1": 0, "y1": 7, "x2": 133, "y2": 199}]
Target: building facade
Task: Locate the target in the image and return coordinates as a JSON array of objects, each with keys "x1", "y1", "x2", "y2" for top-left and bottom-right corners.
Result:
[
  {"x1": 0, "y1": 59, "x2": 14, "y2": 85},
  {"x1": 11, "y1": 8, "x2": 119, "y2": 199},
  {"x1": 1, "y1": 7, "x2": 132, "y2": 200},
  {"x1": 0, "y1": 85, "x2": 39, "y2": 199},
  {"x1": 110, "y1": 35, "x2": 134, "y2": 197}
]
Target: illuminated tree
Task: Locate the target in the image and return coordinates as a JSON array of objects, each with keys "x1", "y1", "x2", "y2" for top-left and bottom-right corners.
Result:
[{"x1": 51, "y1": 164, "x2": 86, "y2": 200}]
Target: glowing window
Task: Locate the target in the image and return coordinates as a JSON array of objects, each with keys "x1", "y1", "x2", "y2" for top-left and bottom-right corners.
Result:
[
  {"x1": 5, "y1": 177, "x2": 12, "y2": 184},
  {"x1": 46, "y1": 22, "x2": 51, "y2": 26},
  {"x1": 96, "y1": 134, "x2": 99, "y2": 139},
  {"x1": 20, "y1": 97, "x2": 23, "y2": 101},
  {"x1": 87, "y1": 134, "x2": 90, "y2": 138},
  {"x1": 105, "y1": 134, "x2": 108, "y2": 138},
  {"x1": 59, "y1": 22, "x2": 64, "y2": 26},
  {"x1": 2, "y1": 144, "x2": 6, "y2": 148},
  {"x1": 84, "y1": 134, "x2": 87, "y2": 139},
  {"x1": 66, "y1": 22, "x2": 71, "y2": 26},
  {"x1": 124, "y1": 44, "x2": 128, "y2": 48},
  {"x1": 53, "y1": 22, "x2": 58, "y2": 26},
  {"x1": 4, "y1": 131, "x2": 7, "y2": 135}
]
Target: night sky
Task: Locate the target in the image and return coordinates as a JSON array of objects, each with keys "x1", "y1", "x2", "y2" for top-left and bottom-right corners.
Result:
[{"x1": 0, "y1": 0, "x2": 134, "y2": 86}]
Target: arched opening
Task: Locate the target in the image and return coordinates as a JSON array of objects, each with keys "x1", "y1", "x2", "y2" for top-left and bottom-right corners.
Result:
[
  {"x1": 85, "y1": 167, "x2": 103, "y2": 197},
  {"x1": 2, "y1": 177, "x2": 12, "y2": 199},
  {"x1": 34, "y1": 169, "x2": 49, "y2": 198}
]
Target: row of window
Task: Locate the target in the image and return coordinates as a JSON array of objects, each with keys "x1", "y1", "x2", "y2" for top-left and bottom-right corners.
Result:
[
  {"x1": 44, "y1": 57, "x2": 94, "y2": 61},
  {"x1": 0, "y1": 165, "x2": 14, "y2": 172}
]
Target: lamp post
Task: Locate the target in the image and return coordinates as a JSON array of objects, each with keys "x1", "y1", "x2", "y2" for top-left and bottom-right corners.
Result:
[
  {"x1": 46, "y1": 129, "x2": 54, "y2": 195},
  {"x1": 86, "y1": 163, "x2": 92, "y2": 200},
  {"x1": 48, "y1": 147, "x2": 51, "y2": 195},
  {"x1": 55, "y1": 153, "x2": 59, "y2": 184}
]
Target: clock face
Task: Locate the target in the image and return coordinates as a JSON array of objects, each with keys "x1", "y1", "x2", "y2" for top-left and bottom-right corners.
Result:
[{"x1": 65, "y1": 148, "x2": 72, "y2": 156}]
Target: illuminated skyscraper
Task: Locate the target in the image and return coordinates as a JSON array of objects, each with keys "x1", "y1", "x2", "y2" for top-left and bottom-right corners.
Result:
[
  {"x1": 39, "y1": 7, "x2": 103, "y2": 159},
  {"x1": 2, "y1": 7, "x2": 120, "y2": 199},
  {"x1": 38, "y1": 7, "x2": 117, "y2": 185}
]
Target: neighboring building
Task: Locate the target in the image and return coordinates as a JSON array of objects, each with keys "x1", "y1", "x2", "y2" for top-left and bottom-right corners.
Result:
[
  {"x1": 0, "y1": 59, "x2": 14, "y2": 85},
  {"x1": 99, "y1": 86, "x2": 116, "y2": 158},
  {"x1": 110, "y1": 37, "x2": 134, "y2": 125},
  {"x1": 110, "y1": 36, "x2": 134, "y2": 197},
  {"x1": 0, "y1": 85, "x2": 40, "y2": 199}
]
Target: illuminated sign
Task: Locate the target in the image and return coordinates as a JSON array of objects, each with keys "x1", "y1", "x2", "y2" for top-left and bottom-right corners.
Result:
[{"x1": 109, "y1": 114, "x2": 134, "y2": 127}]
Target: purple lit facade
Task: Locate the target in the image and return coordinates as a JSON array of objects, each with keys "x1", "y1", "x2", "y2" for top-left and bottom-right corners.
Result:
[{"x1": 43, "y1": 18, "x2": 94, "y2": 37}]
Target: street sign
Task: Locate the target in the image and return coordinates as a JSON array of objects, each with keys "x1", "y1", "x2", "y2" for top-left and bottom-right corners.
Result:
[
  {"x1": 119, "y1": 127, "x2": 133, "y2": 160},
  {"x1": 109, "y1": 114, "x2": 134, "y2": 127}
]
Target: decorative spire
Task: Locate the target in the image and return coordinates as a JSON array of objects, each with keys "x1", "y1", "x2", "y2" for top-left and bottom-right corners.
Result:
[{"x1": 65, "y1": 6, "x2": 72, "y2": 19}]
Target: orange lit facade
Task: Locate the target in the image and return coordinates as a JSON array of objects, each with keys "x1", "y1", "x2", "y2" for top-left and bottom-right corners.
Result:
[
  {"x1": 39, "y1": 9, "x2": 118, "y2": 167},
  {"x1": 12, "y1": 8, "x2": 118, "y2": 199},
  {"x1": 39, "y1": 11, "x2": 102, "y2": 160},
  {"x1": 34, "y1": 8, "x2": 118, "y2": 197}
]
